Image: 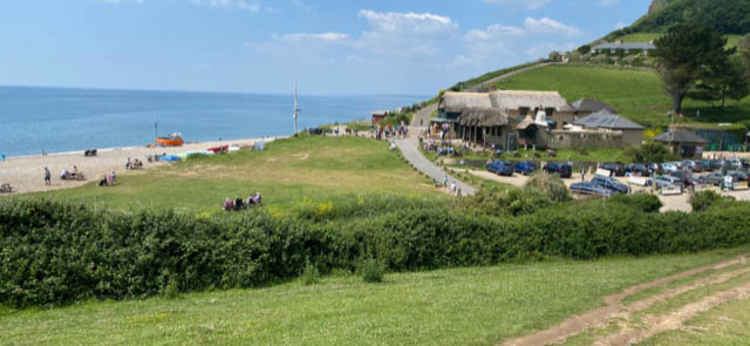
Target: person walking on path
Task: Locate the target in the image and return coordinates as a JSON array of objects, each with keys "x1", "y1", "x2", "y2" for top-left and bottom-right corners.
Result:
[
  {"x1": 581, "y1": 168, "x2": 586, "y2": 182},
  {"x1": 44, "y1": 167, "x2": 51, "y2": 185}
]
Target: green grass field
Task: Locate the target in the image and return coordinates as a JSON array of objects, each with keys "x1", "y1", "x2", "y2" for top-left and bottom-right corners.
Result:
[
  {"x1": 1, "y1": 247, "x2": 746, "y2": 345},
  {"x1": 612, "y1": 33, "x2": 742, "y2": 49},
  {"x1": 494, "y1": 64, "x2": 750, "y2": 128},
  {"x1": 28, "y1": 136, "x2": 444, "y2": 215}
]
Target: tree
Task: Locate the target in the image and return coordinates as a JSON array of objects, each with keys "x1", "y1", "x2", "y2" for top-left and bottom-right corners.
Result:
[
  {"x1": 651, "y1": 24, "x2": 735, "y2": 115},
  {"x1": 549, "y1": 51, "x2": 562, "y2": 62},
  {"x1": 577, "y1": 45, "x2": 591, "y2": 55},
  {"x1": 690, "y1": 55, "x2": 749, "y2": 108},
  {"x1": 740, "y1": 34, "x2": 750, "y2": 81}
]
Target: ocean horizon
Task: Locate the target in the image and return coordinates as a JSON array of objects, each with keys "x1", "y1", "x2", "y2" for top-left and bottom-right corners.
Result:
[{"x1": 0, "y1": 86, "x2": 427, "y2": 157}]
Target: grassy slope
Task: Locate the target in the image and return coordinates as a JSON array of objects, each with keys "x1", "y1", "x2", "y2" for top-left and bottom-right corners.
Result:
[
  {"x1": 28, "y1": 136, "x2": 443, "y2": 214},
  {"x1": 494, "y1": 64, "x2": 750, "y2": 128},
  {"x1": 616, "y1": 33, "x2": 742, "y2": 49},
  {"x1": 1, "y1": 248, "x2": 747, "y2": 345}
]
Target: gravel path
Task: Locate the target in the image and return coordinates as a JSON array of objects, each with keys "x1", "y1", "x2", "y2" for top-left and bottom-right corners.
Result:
[{"x1": 395, "y1": 139, "x2": 476, "y2": 196}]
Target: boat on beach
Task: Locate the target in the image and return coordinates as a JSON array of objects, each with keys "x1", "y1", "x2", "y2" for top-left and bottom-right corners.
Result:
[{"x1": 156, "y1": 133, "x2": 184, "y2": 147}]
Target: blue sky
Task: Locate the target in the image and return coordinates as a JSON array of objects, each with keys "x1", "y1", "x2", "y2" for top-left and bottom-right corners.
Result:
[{"x1": 0, "y1": 0, "x2": 651, "y2": 95}]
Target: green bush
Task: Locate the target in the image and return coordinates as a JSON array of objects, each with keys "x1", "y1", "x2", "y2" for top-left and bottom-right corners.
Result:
[
  {"x1": 526, "y1": 172, "x2": 572, "y2": 202},
  {"x1": 3, "y1": 198, "x2": 750, "y2": 308},
  {"x1": 689, "y1": 190, "x2": 725, "y2": 212},
  {"x1": 609, "y1": 193, "x2": 663, "y2": 213},
  {"x1": 301, "y1": 261, "x2": 321, "y2": 286},
  {"x1": 358, "y1": 258, "x2": 385, "y2": 283},
  {"x1": 625, "y1": 142, "x2": 679, "y2": 163}
]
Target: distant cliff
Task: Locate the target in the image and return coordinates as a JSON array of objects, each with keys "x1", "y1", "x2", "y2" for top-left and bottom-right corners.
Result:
[{"x1": 647, "y1": 0, "x2": 670, "y2": 16}]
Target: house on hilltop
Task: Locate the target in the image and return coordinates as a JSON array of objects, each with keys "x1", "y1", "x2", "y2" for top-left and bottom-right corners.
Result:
[{"x1": 592, "y1": 41, "x2": 655, "y2": 55}]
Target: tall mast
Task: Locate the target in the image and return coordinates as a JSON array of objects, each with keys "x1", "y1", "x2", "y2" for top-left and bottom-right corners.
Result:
[{"x1": 293, "y1": 82, "x2": 300, "y2": 135}]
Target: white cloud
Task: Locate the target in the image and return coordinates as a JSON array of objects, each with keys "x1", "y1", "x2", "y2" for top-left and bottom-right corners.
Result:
[
  {"x1": 191, "y1": 0, "x2": 263, "y2": 12},
  {"x1": 277, "y1": 32, "x2": 350, "y2": 42},
  {"x1": 465, "y1": 24, "x2": 524, "y2": 41},
  {"x1": 483, "y1": 0, "x2": 552, "y2": 10},
  {"x1": 357, "y1": 10, "x2": 457, "y2": 35},
  {"x1": 523, "y1": 17, "x2": 581, "y2": 36}
]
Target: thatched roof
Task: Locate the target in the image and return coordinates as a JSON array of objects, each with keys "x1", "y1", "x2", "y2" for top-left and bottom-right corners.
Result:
[
  {"x1": 652, "y1": 130, "x2": 709, "y2": 144},
  {"x1": 490, "y1": 90, "x2": 575, "y2": 112},
  {"x1": 441, "y1": 92, "x2": 492, "y2": 112},
  {"x1": 571, "y1": 98, "x2": 617, "y2": 114},
  {"x1": 573, "y1": 110, "x2": 644, "y2": 130},
  {"x1": 457, "y1": 108, "x2": 509, "y2": 127}
]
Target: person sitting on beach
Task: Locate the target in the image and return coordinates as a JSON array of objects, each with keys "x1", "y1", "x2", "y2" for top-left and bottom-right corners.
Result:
[
  {"x1": 111, "y1": 171, "x2": 116, "y2": 185},
  {"x1": 252, "y1": 192, "x2": 262, "y2": 205},
  {"x1": 234, "y1": 197, "x2": 245, "y2": 210},
  {"x1": 223, "y1": 198, "x2": 234, "y2": 211},
  {"x1": 61, "y1": 168, "x2": 68, "y2": 180},
  {"x1": 126, "y1": 158, "x2": 131, "y2": 170}
]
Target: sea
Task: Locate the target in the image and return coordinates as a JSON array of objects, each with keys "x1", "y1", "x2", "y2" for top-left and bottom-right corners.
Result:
[{"x1": 0, "y1": 86, "x2": 426, "y2": 157}]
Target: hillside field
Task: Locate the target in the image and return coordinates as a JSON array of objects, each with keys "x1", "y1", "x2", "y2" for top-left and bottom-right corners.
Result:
[
  {"x1": 24, "y1": 135, "x2": 445, "y2": 215},
  {"x1": 1, "y1": 248, "x2": 747, "y2": 345},
  {"x1": 494, "y1": 64, "x2": 750, "y2": 128}
]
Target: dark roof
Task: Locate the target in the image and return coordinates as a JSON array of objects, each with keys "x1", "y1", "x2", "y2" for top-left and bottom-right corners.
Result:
[
  {"x1": 592, "y1": 42, "x2": 655, "y2": 50},
  {"x1": 572, "y1": 110, "x2": 645, "y2": 130},
  {"x1": 571, "y1": 98, "x2": 617, "y2": 114},
  {"x1": 652, "y1": 130, "x2": 709, "y2": 144}
]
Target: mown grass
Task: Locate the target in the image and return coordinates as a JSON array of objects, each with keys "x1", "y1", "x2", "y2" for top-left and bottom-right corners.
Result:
[
  {"x1": 24, "y1": 136, "x2": 446, "y2": 214},
  {"x1": 494, "y1": 64, "x2": 750, "y2": 128},
  {"x1": 612, "y1": 33, "x2": 742, "y2": 49},
  {"x1": 1, "y1": 247, "x2": 747, "y2": 345}
]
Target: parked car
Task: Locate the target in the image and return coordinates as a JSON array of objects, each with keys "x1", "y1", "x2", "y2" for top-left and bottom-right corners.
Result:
[
  {"x1": 682, "y1": 160, "x2": 705, "y2": 173},
  {"x1": 694, "y1": 160, "x2": 713, "y2": 171},
  {"x1": 727, "y1": 170, "x2": 749, "y2": 182},
  {"x1": 698, "y1": 172, "x2": 725, "y2": 186},
  {"x1": 514, "y1": 161, "x2": 538, "y2": 175},
  {"x1": 591, "y1": 175, "x2": 629, "y2": 194},
  {"x1": 487, "y1": 160, "x2": 514, "y2": 176},
  {"x1": 661, "y1": 162, "x2": 681, "y2": 173},
  {"x1": 601, "y1": 163, "x2": 626, "y2": 177},
  {"x1": 648, "y1": 163, "x2": 664, "y2": 176},
  {"x1": 652, "y1": 175, "x2": 684, "y2": 190},
  {"x1": 708, "y1": 160, "x2": 725, "y2": 171},
  {"x1": 543, "y1": 162, "x2": 572, "y2": 178},
  {"x1": 570, "y1": 181, "x2": 614, "y2": 197},
  {"x1": 625, "y1": 163, "x2": 650, "y2": 177},
  {"x1": 670, "y1": 170, "x2": 699, "y2": 187}
]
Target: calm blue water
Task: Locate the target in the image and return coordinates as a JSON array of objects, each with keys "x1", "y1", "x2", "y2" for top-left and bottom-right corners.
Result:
[{"x1": 0, "y1": 86, "x2": 425, "y2": 157}]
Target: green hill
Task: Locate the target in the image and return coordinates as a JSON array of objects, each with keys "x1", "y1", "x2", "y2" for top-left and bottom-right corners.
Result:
[
  {"x1": 605, "y1": 0, "x2": 750, "y2": 42},
  {"x1": 493, "y1": 64, "x2": 750, "y2": 129}
]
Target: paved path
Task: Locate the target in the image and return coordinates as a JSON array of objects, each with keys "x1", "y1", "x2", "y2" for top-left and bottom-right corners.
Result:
[{"x1": 395, "y1": 139, "x2": 476, "y2": 196}]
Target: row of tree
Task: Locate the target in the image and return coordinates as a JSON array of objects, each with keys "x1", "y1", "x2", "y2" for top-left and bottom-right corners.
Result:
[{"x1": 653, "y1": 25, "x2": 750, "y2": 115}]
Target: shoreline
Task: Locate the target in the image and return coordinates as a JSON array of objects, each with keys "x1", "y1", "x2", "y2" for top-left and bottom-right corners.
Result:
[{"x1": 0, "y1": 135, "x2": 287, "y2": 195}]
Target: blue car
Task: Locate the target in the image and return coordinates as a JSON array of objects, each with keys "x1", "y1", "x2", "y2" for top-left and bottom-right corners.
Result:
[
  {"x1": 514, "y1": 161, "x2": 538, "y2": 175},
  {"x1": 591, "y1": 175, "x2": 630, "y2": 194},
  {"x1": 487, "y1": 160, "x2": 514, "y2": 176},
  {"x1": 570, "y1": 182, "x2": 614, "y2": 197}
]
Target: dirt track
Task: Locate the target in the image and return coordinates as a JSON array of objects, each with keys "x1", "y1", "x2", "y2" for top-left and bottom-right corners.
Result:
[{"x1": 503, "y1": 255, "x2": 750, "y2": 346}]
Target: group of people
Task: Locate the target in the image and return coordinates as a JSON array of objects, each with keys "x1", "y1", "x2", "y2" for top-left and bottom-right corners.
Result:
[
  {"x1": 422, "y1": 140, "x2": 463, "y2": 157},
  {"x1": 223, "y1": 192, "x2": 263, "y2": 211},
  {"x1": 98, "y1": 171, "x2": 117, "y2": 187},
  {"x1": 442, "y1": 175, "x2": 463, "y2": 197},
  {"x1": 126, "y1": 157, "x2": 144, "y2": 170},
  {"x1": 374, "y1": 124, "x2": 408, "y2": 140},
  {"x1": 60, "y1": 166, "x2": 85, "y2": 181}
]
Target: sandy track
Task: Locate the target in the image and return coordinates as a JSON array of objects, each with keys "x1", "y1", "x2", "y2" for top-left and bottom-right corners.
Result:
[
  {"x1": 503, "y1": 255, "x2": 749, "y2": 346},
  {"x1": 0, "y1": 137, "x2": 281, "y2": 195}
]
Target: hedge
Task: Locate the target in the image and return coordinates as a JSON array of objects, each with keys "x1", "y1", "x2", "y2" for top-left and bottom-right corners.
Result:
[{"x1": 2, "y1": 199, "x2": 750, "y2": 308}]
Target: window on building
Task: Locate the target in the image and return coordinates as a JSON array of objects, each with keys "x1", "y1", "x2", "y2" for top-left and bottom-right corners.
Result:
[{"x1": 545, "y1": 108, "x2": 555, "y2": 116}]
